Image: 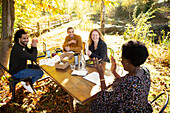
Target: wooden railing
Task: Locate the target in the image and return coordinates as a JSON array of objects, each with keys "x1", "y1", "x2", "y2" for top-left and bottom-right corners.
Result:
[{"x1": 24, "y1": 15, "x2": 71, "y2": 37}]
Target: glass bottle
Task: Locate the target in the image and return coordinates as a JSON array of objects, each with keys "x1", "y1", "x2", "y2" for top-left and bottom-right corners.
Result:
[{"x1": 79, "y1": 50, "x2": 86, "y2": 70}]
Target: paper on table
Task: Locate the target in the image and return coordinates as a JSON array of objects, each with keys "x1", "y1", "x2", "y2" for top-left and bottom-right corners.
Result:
[
  {"x1": 83, "y1": 72, "x2": 113, "y2": 86},
  {"x1": 62, "y1": 56, "x2": 69, "y2": 60},
  {"x1": 71, "y1": 70, "x2": 88, "y2": 76},
  {"x1": 39, "y1": 55, "x2": 60, "y2": 66},
  {"x1": 66, "y1": 51, "x2": 74, "y2": 54}
]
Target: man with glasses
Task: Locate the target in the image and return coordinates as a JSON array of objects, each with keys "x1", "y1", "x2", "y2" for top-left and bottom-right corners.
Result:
[{"x1": 62, "y1": 27, "x2": 83, "y2": 52}]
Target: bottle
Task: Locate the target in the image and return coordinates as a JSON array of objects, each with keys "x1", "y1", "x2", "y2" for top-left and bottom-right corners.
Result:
[
  {"x1": 74, "y1": 53, "x2": 79, "y2": 66},
  {"x1": 79, "y1": 50, "x2": 86, "y2": 70}
]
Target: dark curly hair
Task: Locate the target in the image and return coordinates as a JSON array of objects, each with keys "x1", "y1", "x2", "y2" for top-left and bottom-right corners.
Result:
[
  {"x1": 122, "y1": 40, "x2": 149, "y2": 66},
  {"x1": 14, "y1": 29, "x2": 27, "y2": 43}
]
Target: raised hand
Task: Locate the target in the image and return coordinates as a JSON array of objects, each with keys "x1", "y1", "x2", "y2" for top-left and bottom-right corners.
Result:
[
  {"x1": 94, "y1": 58, "x2": 104, "y2": 76},
  {"x1": 111, "y1": 55, "x2": 116, "y2": 73},
  {"x1": 69, "y1": 40, "x2": 76, "y2": 44},
  {"x1": 31, "y1": 38, "x2": 38, "y2": 47},
  {"x1": 111, "y1": 55, "x2": 121, "y2": 79},
  {"x1": 65, "y1": 46, "x2": 71, "y2": 51},
  {"x1": 94, "y1": 58, "x2": 106, "y2": 90}
]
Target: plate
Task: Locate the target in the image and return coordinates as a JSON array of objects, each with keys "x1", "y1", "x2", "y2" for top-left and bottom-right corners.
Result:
[
  {"x1": 86, "y1": 59, "x2": 94, "y2": 67},
  {"x1": 56, "y1": 48, "x2": 63, "y2": 53}
]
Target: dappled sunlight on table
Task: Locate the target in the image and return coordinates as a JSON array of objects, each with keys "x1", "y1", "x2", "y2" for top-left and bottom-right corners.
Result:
[{"x1": 61, "y1": 78, "x2": 69, "y2": 86}]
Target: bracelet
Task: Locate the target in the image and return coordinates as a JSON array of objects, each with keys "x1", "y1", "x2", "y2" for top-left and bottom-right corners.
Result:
[{"x1": 100, "y1": 79, "x2": 105, "y2": 82}]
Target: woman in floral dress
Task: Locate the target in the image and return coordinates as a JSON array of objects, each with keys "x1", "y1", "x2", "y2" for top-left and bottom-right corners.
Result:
[{"x1": 90, "y1": 40, "x2": 153, "y2": 112}]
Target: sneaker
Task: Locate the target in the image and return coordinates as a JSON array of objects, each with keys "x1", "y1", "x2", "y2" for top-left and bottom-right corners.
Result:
[
  {"x1": 21, "y1": 81, "x2": 34, "y2": 93},
  {"x1": 21, "y1": 81, "x2": 26, "y2": 86}
]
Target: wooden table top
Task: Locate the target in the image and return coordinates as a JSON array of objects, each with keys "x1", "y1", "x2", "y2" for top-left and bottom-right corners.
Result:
[{"x1": 37, "y1": 47, "x2": 115, "y2": 104}]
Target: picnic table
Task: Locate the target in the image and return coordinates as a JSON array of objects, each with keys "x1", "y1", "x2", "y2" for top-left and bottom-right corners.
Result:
[{"x1": 37, "y1": 46, "x2": 116, "y2": 112}]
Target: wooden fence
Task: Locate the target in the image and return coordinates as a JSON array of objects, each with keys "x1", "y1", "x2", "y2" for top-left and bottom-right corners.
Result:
[{"x1": 25, "y1": 16, "x2": 71, "y2": 37}]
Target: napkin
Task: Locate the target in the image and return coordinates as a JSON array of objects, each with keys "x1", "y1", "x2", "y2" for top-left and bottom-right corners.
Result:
[
  {"x1": 71, "y1": 70, "x2": 88, "y2": 76},
  {"x1": 83, "y1": 72, "x2": 113, "y2": 86},
  {"x1": 39, "y1": 55, "x2": 60, "y2": 66}
]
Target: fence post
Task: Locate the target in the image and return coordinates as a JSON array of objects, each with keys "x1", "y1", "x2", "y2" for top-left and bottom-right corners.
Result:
[
  {"x1": 48, "y1": 21, "x2": 50, "y2": 32},
  {"x1": 59, "y1": 20, "x2": 61, "y2": 26},
  {"x1": 37, "y1": 22, "x2": 40, "y2": 36}
]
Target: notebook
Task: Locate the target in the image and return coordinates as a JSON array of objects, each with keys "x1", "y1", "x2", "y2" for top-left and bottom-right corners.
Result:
[{"x1": 37, "y1": 42, "x2": 46, "y2": 58}]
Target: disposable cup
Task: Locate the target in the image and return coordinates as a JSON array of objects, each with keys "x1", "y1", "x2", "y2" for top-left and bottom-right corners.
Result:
[
  {"x1": 47, "y1": 50, "x2": 51, "y2": 58},
  {"x1": 70, "y1": 63, "x2": 75, "y2": 70}
]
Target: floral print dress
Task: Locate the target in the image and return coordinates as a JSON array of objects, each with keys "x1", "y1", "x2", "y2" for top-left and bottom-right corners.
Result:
[{"x1": 90, "y1": 67, "x2": 153, "y2": 113}]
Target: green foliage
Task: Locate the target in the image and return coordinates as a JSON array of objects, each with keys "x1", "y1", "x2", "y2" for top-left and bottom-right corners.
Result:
[
  {"x1": 159, "y1": 30, "x2": 170, "y2": 47},
  {"x1": 157, "y1": 5, "x2": 170, "y2": 15},
  {"x1": 135, "y1": 0, "x2": 154, "y2": 18},
  {"x1": 123, "y1": 2, "x2": 170, "y2": 69},
  {"x1": 124, "y1": 3, "x2": 157, "y2": 42},
  {"x1": 107, "y1": 47, "x2": 114, "y2": 59},
  {"x1": 143, "y1": 0, "x2": 154, "y2": 13}
]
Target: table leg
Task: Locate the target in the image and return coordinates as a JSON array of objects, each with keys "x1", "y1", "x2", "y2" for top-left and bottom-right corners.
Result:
[{"x1": 69, "y1": 94, "x2": 74, "y2": 113}]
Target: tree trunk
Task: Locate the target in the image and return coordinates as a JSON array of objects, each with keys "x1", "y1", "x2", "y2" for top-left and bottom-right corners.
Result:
[
  {"x1": 0, "y1": 0, "x2": 14, "y2": 77},
  {"x1": 100, "y1": 0, "x2": 105, "y2": 35}
]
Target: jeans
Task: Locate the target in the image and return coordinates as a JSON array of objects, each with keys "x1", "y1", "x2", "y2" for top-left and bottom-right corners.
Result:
[{"x1": 13, "y1": 64, "x2": 44, "y2": 84}]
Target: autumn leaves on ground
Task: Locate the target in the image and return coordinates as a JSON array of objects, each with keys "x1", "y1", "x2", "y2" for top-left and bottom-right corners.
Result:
[{"x1": 0, "y1": 20, "x2": 170, "y2": 113}]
